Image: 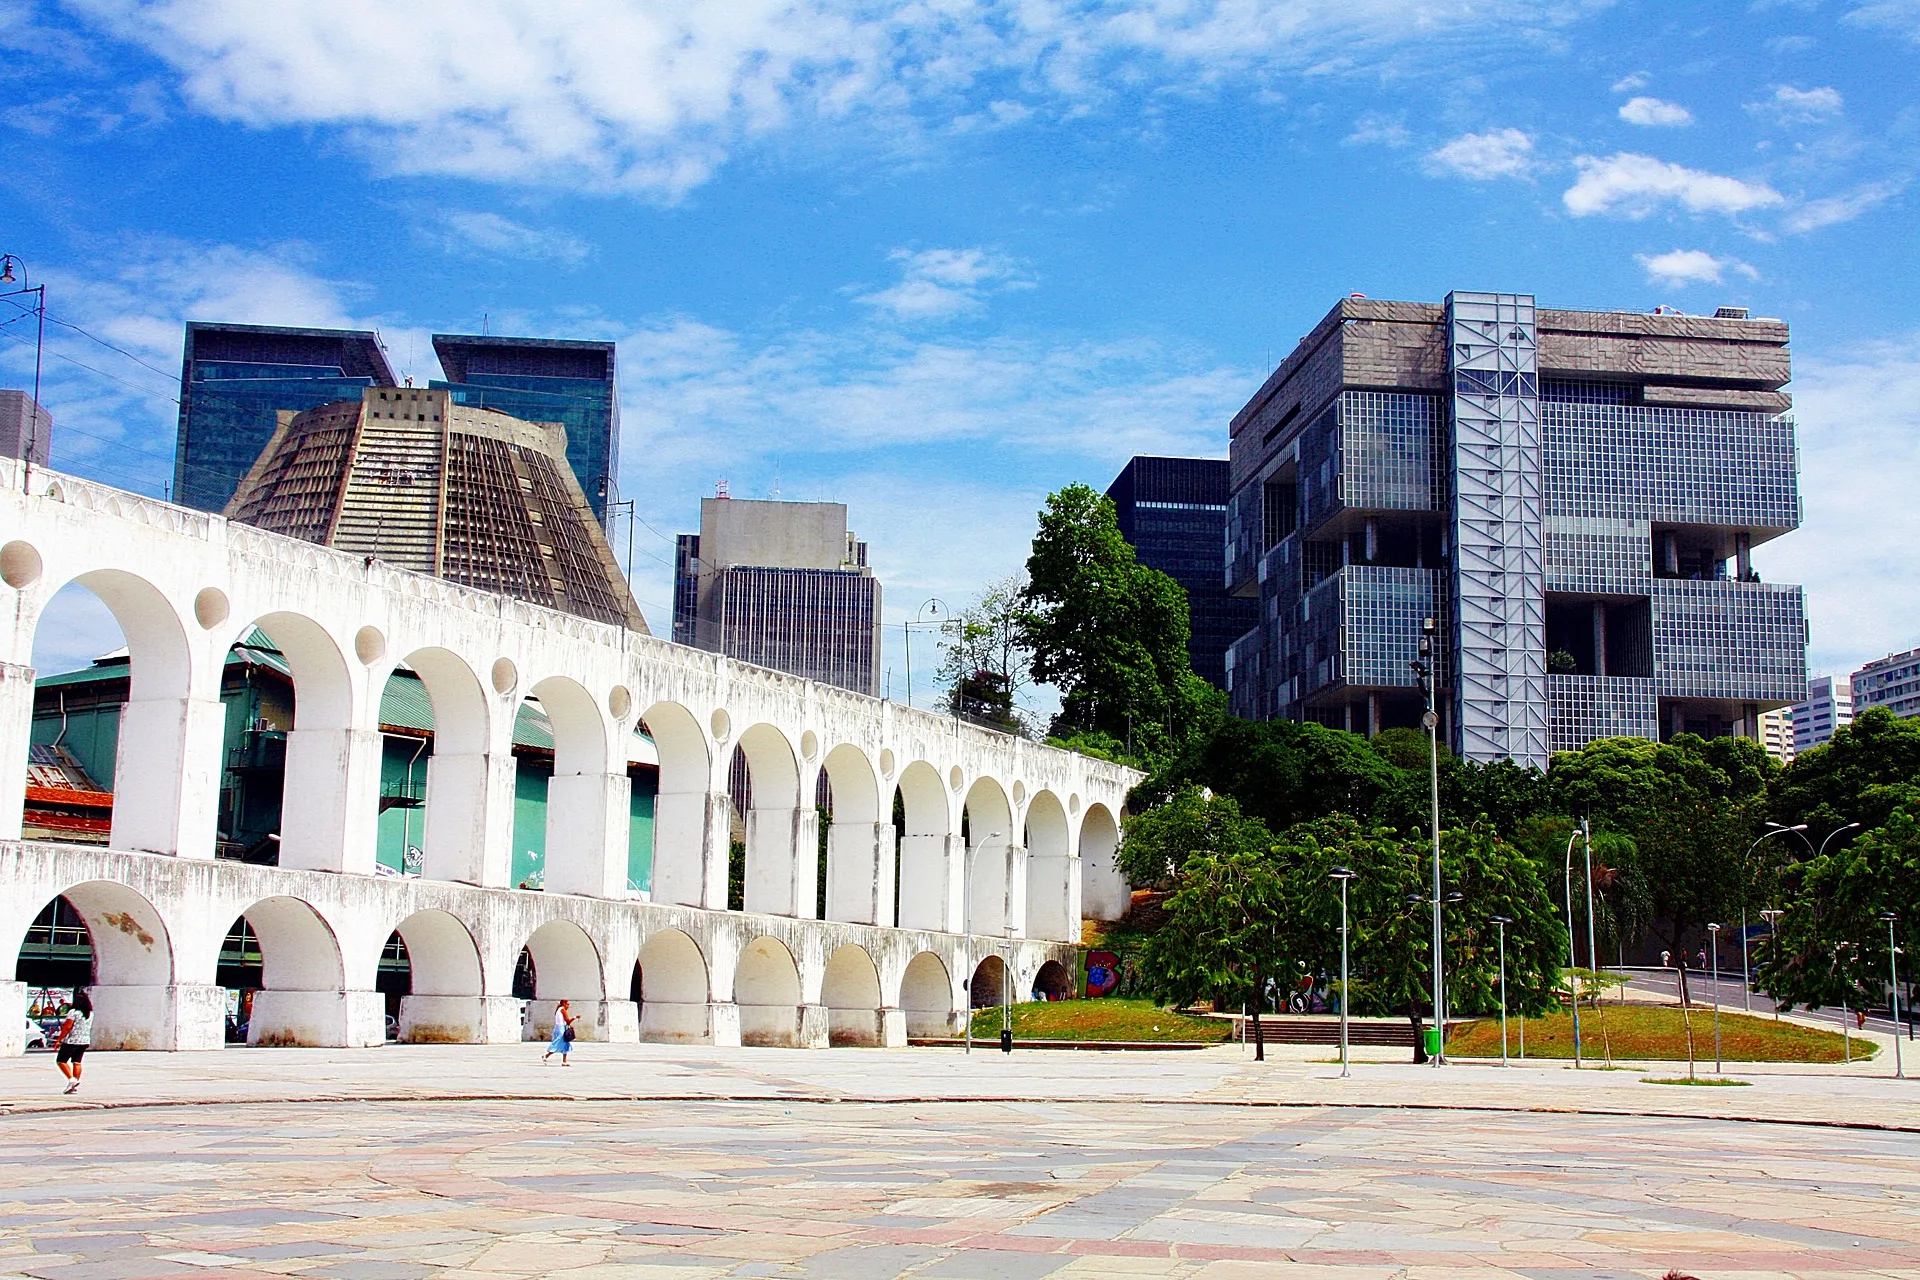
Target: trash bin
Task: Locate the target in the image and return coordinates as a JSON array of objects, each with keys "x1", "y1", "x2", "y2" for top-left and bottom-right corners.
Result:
[
  {"x1": 1000, "y1": 1028, "x2": 1013, "y2": 1054},
  {"x1": 1424, "y1": 1026, "x2": 1441, "y2": 1057}
]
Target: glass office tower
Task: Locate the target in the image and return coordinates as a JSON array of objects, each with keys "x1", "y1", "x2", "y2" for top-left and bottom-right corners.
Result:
[
  {"x1": 1105, "y1": 456, "x2": 1256, "y2": 692},
  {"x1": 1225, "y1": 292, "x2": 1806, "y2": 767},
  {"x1": 430, "y1": 334, "x2": 619, "y2": 525},
  {"x1": 174, "y1": 323, "x2": 396, "y2": 513}
]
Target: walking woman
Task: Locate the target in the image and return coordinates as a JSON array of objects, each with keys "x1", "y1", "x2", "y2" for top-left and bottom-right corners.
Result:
[
  {"x1": 542, "y1": 998, "x2": 578, "y2": 1065},
  {"x1": 53, "y1": 991, "x2": 92, "y2": 1095}
]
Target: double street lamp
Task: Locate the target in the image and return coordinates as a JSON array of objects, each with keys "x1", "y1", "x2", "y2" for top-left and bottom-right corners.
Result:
[
  {"x1": 1329, "y1": 865, "x2": 1356, "y2": 1077},
  {"x1": 1490, "y1": 914, "x2": 1513, "y2": 1067}
]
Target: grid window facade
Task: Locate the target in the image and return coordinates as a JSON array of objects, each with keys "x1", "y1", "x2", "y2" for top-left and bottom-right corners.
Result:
[
  {"x1": 715, "y1": 567, "x2": 881, "y2": 696},
  {"x1": 1340, "y1": 566, "x2": 1443, "y2": 689},
  {"x1": 1544, "y1": 516, "x2": 1652, "y2": 594},
  {"x1": 1543, "y1": 403, "x2": 1799, "y2": 530},
  {"x1": 1653, "y1": 580, "x2": 1806, "y2": 703},
  {"x1": 1548, "y1": 675, "x2": 1658, "y2": 753},
  {"x1": 1337, "y1": 391, "x2": 1444, "y2": 514}
]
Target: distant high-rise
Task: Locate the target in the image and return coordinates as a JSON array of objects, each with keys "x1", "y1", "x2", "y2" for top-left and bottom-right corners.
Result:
[
  {"x1": 1851, "y1": 651, "x2": 1920, "y2": 721},
  {"x1": 1791, "y1": 673, "x2": 1852, "y2": 754},
  {"x1": 0, "y1": 390, "x2": 51, "y2": 465},
  {"x1": 1759, "y1": 707, "x2": 1794, "y2": 764},
  {"x1": 1105, "y1": 456, "x2": 1256, "y2": 692},
  {"x1": 226, "y1": 386, "x2": 645, "y2": 630},
  {"x1": 431, "y1": 334, "x2": 619, "y2": 525},
  {"x1": 672, "y1": 497, "x2": 881, "y2": 696},
  {"x1": 175, "y1": 322, "x2": 397, "y2": 513}
]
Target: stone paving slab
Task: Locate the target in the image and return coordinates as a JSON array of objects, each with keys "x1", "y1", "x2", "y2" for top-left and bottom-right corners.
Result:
[{"x1": 3, "y1": 1096, "x2": 1918, "y2": 1279}]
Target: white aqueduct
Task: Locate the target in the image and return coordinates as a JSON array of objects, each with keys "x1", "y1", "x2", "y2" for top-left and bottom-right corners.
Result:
[{"x1": 0, "y1": 461, "x2": 1137, "y2": 1054}]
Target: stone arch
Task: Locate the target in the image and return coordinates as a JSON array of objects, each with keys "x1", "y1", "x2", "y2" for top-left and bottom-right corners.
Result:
[
  {"x1": 221, "y1": 896, "x2": 356, "y2": 1047},
  {"x1": 390, "y1": 908, "x2": 487, "y2": 1043},
  {"x1": 530, "y1": 675, "x2": 618, "y2": 897},
  {"x1": 640, "y1": 702, "x2": 713, "y2": 909},
  {"x1": 519, "y1": 918, "x2": 605, "y2": 1042},
  {"x1": 820, "y1": 943, "x2": 882, "y2": 1047},
  {"x1": 964, "y1": 777, "x2": 1015, "y2": 938},
  {"x1": 895, "y1": 760, "x2": 955, "y2": 931},
  {"x1": 234, "y1": 612, "x2": 360, "y2": 872},
  {"x1": 969, "y1": 953, "x2": 1005, "y2": 1010},
  {"x1": 28, "y1": 571, "x2": 202, "y2": 856},
  {"x1": 390, "y1": 647, "x2": 495, "y2": 886},
  {"x1": 1033, "y1": 958, "x2": 1074, "y2": 1001},
  {"x1": 734, "y1": 934, "x2": 803, "y2": 1047},
  {"x1": 636, "y1": 927, "x2": 710, "y2": 1043},
  {"x1": 1023, "y1": 790, "x2": 1075, "y2": 943},
  {"x1": 10, "y1": 881, "x2": 181, "y2": 1050},
  {"x1": 734, "y1": 723, "x2": 808, "y2": 917},
  {"x1": 1079, "y1": 803, "x2": 1128, "y2": 922},
  {"x1": 899, "y1": 951, "x2": 954, "y2": 1038},
  {"x1": 821, "y1": 744, "x2": 889, "y2": 925}
]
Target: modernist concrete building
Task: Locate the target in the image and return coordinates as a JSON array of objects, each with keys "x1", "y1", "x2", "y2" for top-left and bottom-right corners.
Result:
[
  {"x1": 1851, "y1": 650, "x2": 1920, "y2": 721},
  {"x1": 1105, "y1": 456, "x2": 1256, "y2": 692},
  {"x1": 0, "y1": 460, "x2": 1132, "y2": 1054},
  {"x1": 674, "y1": 498, "x2": 882, "y2": 697},
  {"x1": 1791, "y1": 673, "x2": 1853, "y2": 754},
  {"x1": 0, "y1": 390, "x2": 51, "y2": 466},
  {"x1": 225, "y1": 385, "x2": 644, "y2": 631},
  {"x1": 1225, "y1": 292, "x2": 1806, "y2": 766},
  {"x1": 174, "y1": 322, "x2": 398, "y2": 514},
  {"x1": 430, "y1": 334, "x2": 620, "y2": 527}
]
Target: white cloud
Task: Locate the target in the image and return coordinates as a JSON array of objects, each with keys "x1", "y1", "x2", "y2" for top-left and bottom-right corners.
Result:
[
  {"x1": 1845, "y1": 1, "x2": 1920, "y2": 43},
  {"x1": 1747, "y1": 84, "x2": 1844, "y2": 124},
  {"x1": 62, "y1": 0, "x2": 1599, "y2": 195},
  {"x1": 1344, "y1": 111, "x2": 1410, "y2": 147},
  {"x1": 1424, "y1": 128, "x2": 1533, "y2": 180},
  {"x1": 1761, "y1": 335, "x2": 1920, "y2": 675},
  {"x1": 1611, "y1": 71, "x2": 1650, "y2": 93},
  {"x1": 1635, "y1": 249, "x2": 1758, "y2": 287},
  {"x1": 1784, "y1": 180, "x2": 1905, "y2": 233},
  {"x1": 1618, "y1": 96, "x2": 1692, "y2": 127},
  {"x1": 1563, "y1": 153, "x2": 1784, "y2": 218},
  {"x1": 431, "y1": 211, "x2": 590, "y2": 265},
  {"x1": 853, "y1": 248, "x2": 1031, "y2": 321}
]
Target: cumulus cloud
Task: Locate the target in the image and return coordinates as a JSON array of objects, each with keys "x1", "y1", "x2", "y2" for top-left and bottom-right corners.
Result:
[
  {"x1": 1424, "y1": 128, "x2": 1533, "y2": 179},
  {"x1": 1785, "y1": 180, "x2": 1906, "y2": 233},
  {"x1": 1618, "y1": 96, "x2": 1692, "y2": 127},
  {"x1": 1611, "y1": 71, "x2": 1650, "y2": 92},
  {"x1": 1747, "y1": 84, "x2": 1844, "y2": 124},
  {"x1": 1345, "y1": 111, "x2": 1410, "y2": 147},
  {"x1": 1635, "y1": 249, "x2": 1758, "y2": 286},
  {"x1": 853, "y1": 248, "x2": 1032, "y2": 321},
  {"x1": 431, "y1": 211, "x2": 590, "y2": 265},
  {"x1": 1845, "y1": 1, "x2": 1920, "y2": 43},
  {"x1": 61, "y1": 0, "x2": 1594, "y2": 195},
  {"x1": 1563, "y1": 153, "x2": 1784, "y2": 218}
]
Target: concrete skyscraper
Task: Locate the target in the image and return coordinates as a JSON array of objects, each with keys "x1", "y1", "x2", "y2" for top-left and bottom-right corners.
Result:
[
  {"x1": 174, "y1": 322, "x2": 397, "y2": 513},
  {"x1": 673, "y1": 497, "x2": 881, "y2": 696},
  {"x1": 1226, "y1": 292, "x2": 1806, "y2": 765},
  {"x1": 1105, "y1": 456, "x2": 1255, "y2": 691},
  {"x1": 1791, "y1": 673, "x2": 1852, "y2": 754},
  {"x1": 226, "y1": 385, "x2": 644, "y2": 630}
]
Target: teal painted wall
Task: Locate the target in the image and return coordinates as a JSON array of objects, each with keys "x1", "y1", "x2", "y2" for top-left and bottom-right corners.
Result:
[
  {"x1": 376, "y1": 735, "x2": 431, "y2": 873},
  {"x1": 511, "y1": 754, "x2": 552, "y2": 888},
  {"x1": 628, "y1": 767, "x2": 658, "y2": 892},
  {"x1": 29, "y1": 702, "x2": 120, "y2": 789}
]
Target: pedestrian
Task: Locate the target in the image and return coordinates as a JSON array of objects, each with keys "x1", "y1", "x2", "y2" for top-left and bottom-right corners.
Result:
[
  {"x1": 53, "y1": 991, "x2": 92, "y2": 1095},
  {"x1": 542, "y1": 998, "x2": 577, "y2": 1065}
]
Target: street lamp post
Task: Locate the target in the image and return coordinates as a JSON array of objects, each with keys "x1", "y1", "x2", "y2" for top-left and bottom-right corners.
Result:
[
  {"x1": 1838, "y1": 940, "x2": 1858, "y2": 1065},
  {"x1": 1002, "y1": 923, "x2": 1015, "y2": 1054},
  {"x1": 1563, "y1": 826, "x2": 1585, "y2": 1069},
  {"x1": 1760, "y1": 908, "x2": 1785, "y2": 1020},
  {"x1": 901, "y1": 598, "x2": 948, "y2": 710},
  {"x1": 1411, "y1": 616, "x2": 1442, "y2": 1069},
  {"x1": 0, "y1": 255, "x2": 45, "y2": 474},
  {"x1": 1707, "y1": 922, "x2": 1723, "y2": 1074},
  {"x1": 1330, "y1": 866, "x2": 1356, "y2": 1078},
  {"x1": 1743, "y1": 824, "x2": 1804, "y2": 1012},
  {"x1": 1490, "y1": 914, "x2": 1513, "y2": 1067},
  {"x1": 1580, "y1": 815, "x2": 1598, "y2": 1012},
  {"x1": 1884, "y1": 913, "x2": 1905, "y2": 1081}
]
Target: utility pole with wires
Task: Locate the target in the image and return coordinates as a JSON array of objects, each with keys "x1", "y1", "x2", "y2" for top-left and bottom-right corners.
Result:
[{"x1": 0, "y1": 254, "x2": 47, "y2": 477}]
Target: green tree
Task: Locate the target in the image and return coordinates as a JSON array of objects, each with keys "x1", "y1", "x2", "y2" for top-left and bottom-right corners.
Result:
[
  {"x1": 1115, "y1": 787, "x2": 1274, "y2": 892},
  {"x1": 1139, "y1": 842, "x2": 1290, "y2": 1056},
  {"x1": 1021, "y1": 484, "x2": 1220, "y2": 765},
  {"x1": 1773, "y1": 706, "x2": 1920, "y2": 837},
  {"x1": 937, "y1": 576, "x2": 1030, "y2": 736},
  {"x1": 1760, "y1": 802, "x2": 1920, "y2": 1013},
  {"x1": 1151, "y1": 717, "x2": 1402, "y2": 834}
]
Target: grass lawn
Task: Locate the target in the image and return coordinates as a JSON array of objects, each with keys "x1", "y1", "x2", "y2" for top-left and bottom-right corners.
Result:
[
  {"x1": 1447, "y1": 1004, "x2": 1862, "y2": 1064},
  {"x1": 964, "y1": 998, "x2": 1231, "y2": 1043}
]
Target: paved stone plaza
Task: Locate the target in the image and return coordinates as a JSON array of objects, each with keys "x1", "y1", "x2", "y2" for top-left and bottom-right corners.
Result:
[{"x1": 3, "y1": 1044, "x2": 1919, "y2": 1278}]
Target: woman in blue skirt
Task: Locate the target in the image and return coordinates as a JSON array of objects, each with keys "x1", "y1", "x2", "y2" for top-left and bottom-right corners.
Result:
[{"x1": 542, "y1": 998, "x2": 578, "y2": 1065}]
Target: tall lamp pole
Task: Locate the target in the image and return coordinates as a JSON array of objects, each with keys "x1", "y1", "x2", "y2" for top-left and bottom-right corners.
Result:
[
  {"x1": 1707, "y1": 922, "x2": 1723, "y2": 1074},
  {"x1": 1563, "y1": 826, "x2": 1584, "y2": 1069},
  {"x1": 1884, "y1": 912, "x2": 1905, "y2": 1081},
  {"x1": 1837, "y1": 940, "x2": 1858, "y2": 1065},
  {"x1": 1411, "y1": 615, "x2": 1442, "y2": 1067},
  {"x1": 1743, "y1": 824, "x2": 1804, "y2": 1011},
  {"x1": 1490, "y1": 914, "x2": 1512, "y2": 1067},
  {"x1": 1760, "y1": 908, "x2": 1785, "y2": 1019},
  {"x1": 1330, "y1": 866, "x2": 1355, "y2": 1078},
  {"x1": 902, "y1": 598, "x2": 947, "y2": 710}
]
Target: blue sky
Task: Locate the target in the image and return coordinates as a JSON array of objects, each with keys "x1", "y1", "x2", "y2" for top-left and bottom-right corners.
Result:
[{"x1": 3, "y1": 0, "x2": 1917, "y2": 706}]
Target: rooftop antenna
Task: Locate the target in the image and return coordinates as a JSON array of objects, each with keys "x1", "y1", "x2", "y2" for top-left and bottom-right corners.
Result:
[
  {"x1": 716, "y1": 477, "x2": 730, "y2": 499},
  {"x1": 482, "y1": 312, "x2": 490, "y2": 336}
]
